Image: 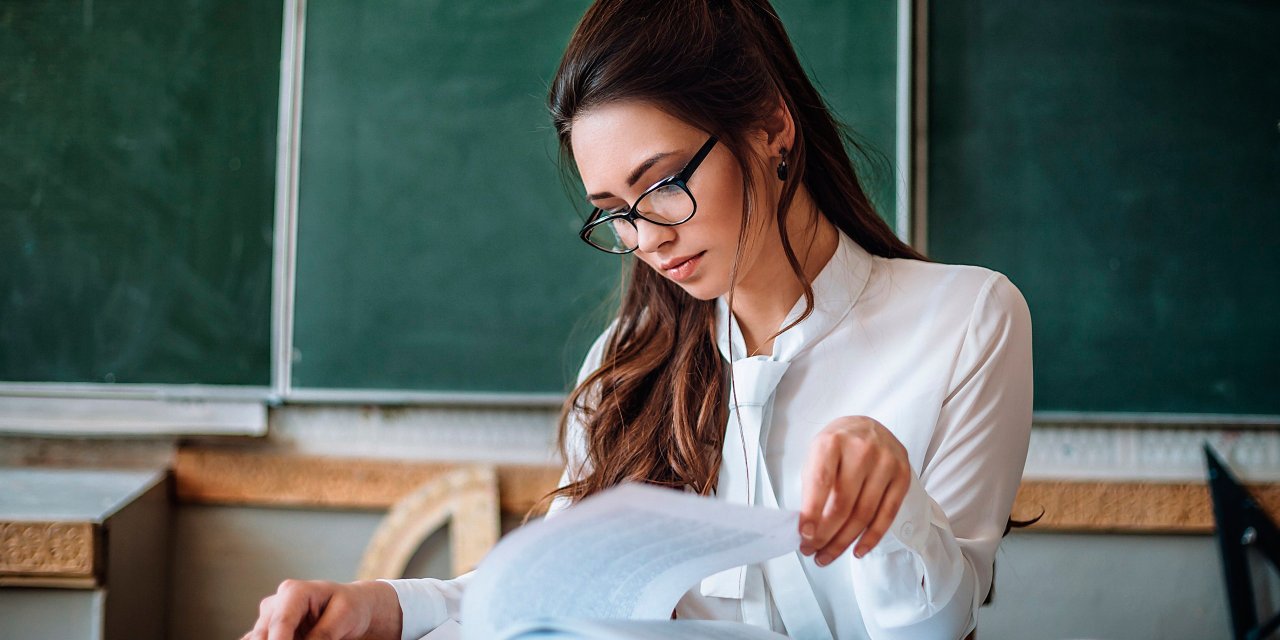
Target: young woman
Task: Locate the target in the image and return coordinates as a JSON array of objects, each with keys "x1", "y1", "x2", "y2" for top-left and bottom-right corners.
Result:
[{"x1": 243, "y1": 1, "x2": 1033, "y2": 639}]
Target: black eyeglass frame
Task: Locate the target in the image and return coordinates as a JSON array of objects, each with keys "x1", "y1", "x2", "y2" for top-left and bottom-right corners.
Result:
[{"x1": 578, "y1": 135, "x2": 719, "y2": 254}]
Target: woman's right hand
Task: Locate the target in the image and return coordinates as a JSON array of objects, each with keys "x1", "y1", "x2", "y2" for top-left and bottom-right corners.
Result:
[{"x1": 241, "y1": 579, "x2": 403, "y2": 640}]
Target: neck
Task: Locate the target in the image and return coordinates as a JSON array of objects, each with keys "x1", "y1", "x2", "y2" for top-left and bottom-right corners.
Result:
[{"x1": 730, "y1": 186, "x2": 839, "y2": 357}]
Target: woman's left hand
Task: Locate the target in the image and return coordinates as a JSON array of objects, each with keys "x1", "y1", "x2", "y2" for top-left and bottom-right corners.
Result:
[{"x1": 799, "y1": 415, "x2": 912, "y2": 566}]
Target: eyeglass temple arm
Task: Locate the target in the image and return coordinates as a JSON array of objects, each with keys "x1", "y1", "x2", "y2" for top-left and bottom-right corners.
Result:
[{"x1": 677, "y1": 135, "x2": 719, "y2": 182}]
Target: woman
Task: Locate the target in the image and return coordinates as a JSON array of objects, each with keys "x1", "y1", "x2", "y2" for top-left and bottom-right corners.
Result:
[{"x1": 244, "y1": 1, "x2": 1033, "y2": 639}]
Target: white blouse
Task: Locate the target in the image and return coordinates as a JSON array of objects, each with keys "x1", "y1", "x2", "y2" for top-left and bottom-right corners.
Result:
[{"x1": 386, "y1": 231, "x2": 1034, "y2": 639}]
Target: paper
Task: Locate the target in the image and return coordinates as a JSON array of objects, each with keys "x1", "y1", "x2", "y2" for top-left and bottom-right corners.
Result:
[{"x1": 460, "y1": 483, "x2": 798, "y2": 640}]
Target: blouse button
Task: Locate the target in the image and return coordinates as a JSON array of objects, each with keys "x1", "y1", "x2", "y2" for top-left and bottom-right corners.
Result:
[{"x1": 901, "y1": 521, "x2": 915, "y2": 539}]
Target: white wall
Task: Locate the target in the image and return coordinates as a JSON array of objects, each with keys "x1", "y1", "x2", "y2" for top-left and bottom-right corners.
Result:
[
  {"x1": 168, "y1": 505, "x2": 454, "y2": 640},
  {"x1": 981, "y1": 532, "x2": 1232, "y2": 639}
]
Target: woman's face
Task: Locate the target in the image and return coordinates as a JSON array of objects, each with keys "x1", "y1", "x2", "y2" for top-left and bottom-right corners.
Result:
[{"x1": 570, "y1": 101, "x2": 777, "y2": 300}]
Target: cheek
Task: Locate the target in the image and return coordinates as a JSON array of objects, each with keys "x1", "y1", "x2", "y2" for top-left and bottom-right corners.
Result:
[
  {"x1": 694, "y1": 177, "x2": 746, "y2": 239},
  {"x1": 704, "y1": 157, "x2": 778, "y2": 241}
]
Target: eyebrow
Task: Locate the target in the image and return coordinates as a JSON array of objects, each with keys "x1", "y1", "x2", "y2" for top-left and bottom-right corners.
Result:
[{"x1": 585, "y1": 151, "x2": 676, "y2": 201}]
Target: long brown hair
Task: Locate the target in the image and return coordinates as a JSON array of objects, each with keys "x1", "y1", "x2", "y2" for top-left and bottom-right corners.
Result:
[{"x1": 533, "y1": 0, "x2": 930, "y2": 515}]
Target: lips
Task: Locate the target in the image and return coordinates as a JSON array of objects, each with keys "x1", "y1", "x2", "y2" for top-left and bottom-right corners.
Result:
[
  {"x1": 659, "y1": 253, "x2": 703, "y2": 271},
  {"x1": 660, "y1": 251, "x2": 705, "y2": 283}
]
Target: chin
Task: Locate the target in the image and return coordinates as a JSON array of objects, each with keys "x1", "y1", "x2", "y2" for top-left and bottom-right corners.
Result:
[
  {"x1": 640, "y1": 257, "x2": 729, "y2": 301},
  {"x1": 673, "y1": 278, "x2": 728, "y2": 301}
]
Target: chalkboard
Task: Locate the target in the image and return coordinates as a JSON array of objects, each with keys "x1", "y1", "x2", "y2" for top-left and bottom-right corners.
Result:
[
  {"x1": 0, "y1": 0, "x2": 281, "y2": 386},
  {"x1": 927, "y1": 0, "x2": 1280, "y2": 415},
  {"x1": 291, "y1": 0, "x2": 900, "y2": 394}
]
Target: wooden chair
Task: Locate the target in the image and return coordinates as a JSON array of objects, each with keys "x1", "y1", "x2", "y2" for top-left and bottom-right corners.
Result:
[{"x1": 357, "y1": 465, "x2": 500, "y2": 580}]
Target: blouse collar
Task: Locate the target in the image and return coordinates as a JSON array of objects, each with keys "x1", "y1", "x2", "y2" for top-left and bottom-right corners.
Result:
[{"x1": 715, "y1": 231, "x2": 874, "y2": 364}]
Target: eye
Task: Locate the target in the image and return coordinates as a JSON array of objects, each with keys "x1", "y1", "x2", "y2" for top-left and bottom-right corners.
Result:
[{"x1": 648, "y1": 183, "x2": 684, "y2": 200}]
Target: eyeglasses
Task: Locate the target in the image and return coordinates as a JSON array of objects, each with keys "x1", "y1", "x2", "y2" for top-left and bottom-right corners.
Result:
[{"x1": 579, "y1": 135, "x2": 719, "y2": 254}]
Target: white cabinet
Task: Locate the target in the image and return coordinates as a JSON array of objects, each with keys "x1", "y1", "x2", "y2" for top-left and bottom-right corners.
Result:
[{"x1": 0, "y1": 468, "x2": 169, "y2": 640}]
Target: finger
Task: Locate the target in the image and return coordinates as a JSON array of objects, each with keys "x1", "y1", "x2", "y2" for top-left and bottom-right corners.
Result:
[
  {"x1": 816, "y1": 458, "x2": 895, "y2": 565},
  {"x1": 852, "y1": 475, "x2": 909, "y2": 558},
  {"x1": 244, "y1": 621, "x2": 268, "y2": 640},
  {"x1": 809, "y1": 449, "x2": 868, "y2": 555},
  {"x1": 304, "y1": 597, "x2": 358, "y2": 640},
  {"x1": 267, "y1": 581, "x2": 318, "y2": 640},
  {"x1": 268, "y1": 611, "x2": 307, "y2": 640},
  {"x1": 799, "y1": 435, "x2": 840, "y2": 548},
  {"x1": 246, "y1": 595, "x2": 276, "y2": 640},
  {"x1": 268, "y1": 608, "x2": 308, "y2": 640}
]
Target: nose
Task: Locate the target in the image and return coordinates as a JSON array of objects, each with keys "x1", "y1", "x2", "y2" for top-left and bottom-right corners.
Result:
[{"x1": 634, "y1": 217, "x2": 676, "y2": 255}]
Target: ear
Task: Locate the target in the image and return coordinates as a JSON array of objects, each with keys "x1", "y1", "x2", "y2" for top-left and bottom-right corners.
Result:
[{"x1": 757, "y1": 98, "x2": 796, "y2": 157}]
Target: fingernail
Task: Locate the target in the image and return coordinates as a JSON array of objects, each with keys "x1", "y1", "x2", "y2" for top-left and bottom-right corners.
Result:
[
  {"x1": 854, "y1": 547, "x2": 866, "y2": 559},
  {"x1": 801, "y1": 523, "x2": 814, "y2": 539},
  {"x1": 815, "y1": 554, "x2": 831, "y2": 566}
]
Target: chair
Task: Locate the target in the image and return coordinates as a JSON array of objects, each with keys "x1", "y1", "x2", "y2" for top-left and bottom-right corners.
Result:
[{"x1": 358, "y1": 465, "x2": 501, "y2": 580}]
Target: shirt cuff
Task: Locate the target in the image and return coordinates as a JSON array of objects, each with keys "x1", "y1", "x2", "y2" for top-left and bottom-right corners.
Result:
[
  {"x1": 849, "y1": 469, "x2": 969, "y2": 630},
  {"x1": 862, "y1": 467, "x2": 931, "y2": 557},
  {"x1": 378, "y1": 578, "x2": 449, "y2": 640}
]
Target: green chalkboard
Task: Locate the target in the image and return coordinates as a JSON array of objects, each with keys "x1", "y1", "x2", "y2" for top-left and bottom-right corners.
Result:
[
  {"x1": 927, "y1": 0, "x2": 1280, "y2": 415},
  {"x1": 291, "y1": 1, "x2": 900, "y2": 393},
  {"x1": 0, "y1": 0, "x2": 281, "y2": 386}
]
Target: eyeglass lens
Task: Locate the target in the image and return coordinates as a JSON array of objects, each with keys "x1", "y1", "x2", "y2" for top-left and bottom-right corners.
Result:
[{"x1": 586, "y1": 184, "x2": 695, "y2": 252}]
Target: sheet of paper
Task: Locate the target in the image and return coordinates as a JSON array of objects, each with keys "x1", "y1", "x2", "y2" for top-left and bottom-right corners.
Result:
[{"x1": 461, "y1": 483, "x2": 800, "y2": 640}]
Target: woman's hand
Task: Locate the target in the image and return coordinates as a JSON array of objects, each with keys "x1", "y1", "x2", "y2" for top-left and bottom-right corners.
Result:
[
  {"x1": 241, "y1": 579, "x2": 402, "y2": 640},
  {"x1": 799, "y1": 416, "x2": 912, "y2": 566}
]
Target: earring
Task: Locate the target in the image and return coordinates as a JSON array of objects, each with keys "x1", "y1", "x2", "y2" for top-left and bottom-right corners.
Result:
[{"x1": 776, "y1": 151, "x2": 789, "y2": 182}]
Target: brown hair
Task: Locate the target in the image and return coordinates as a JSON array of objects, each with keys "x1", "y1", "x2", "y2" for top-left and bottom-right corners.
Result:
[{"x1": 534, "y1": 0, "x2": 929, "y2": 515}]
